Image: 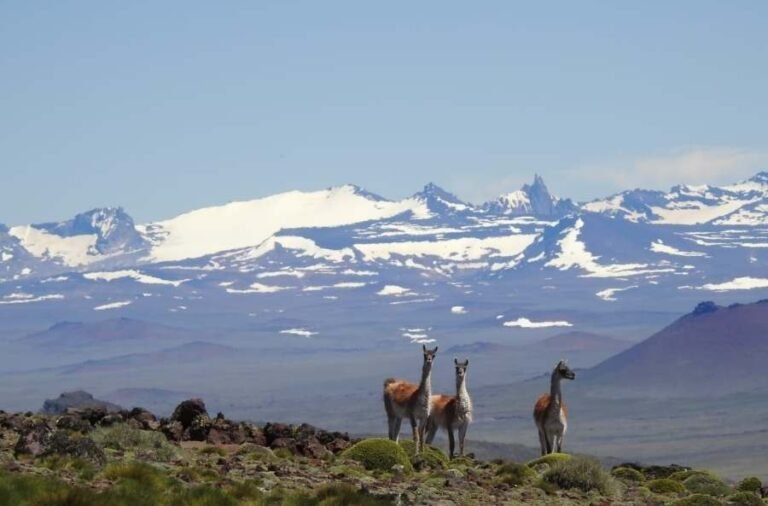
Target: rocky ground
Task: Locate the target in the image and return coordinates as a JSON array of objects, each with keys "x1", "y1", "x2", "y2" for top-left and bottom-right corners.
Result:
[{"x1": 1, "y1": 395, "x2": 767, "y2": 505}]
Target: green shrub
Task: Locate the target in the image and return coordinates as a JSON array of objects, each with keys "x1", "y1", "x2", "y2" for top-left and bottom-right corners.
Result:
[
  {"x1": 340, "y1": 438, "x2": 413, "y2": 473},
  {"x1": 670, "y1": 494, "x2": 723, "y2": 506},
  {"x1": 542, "y1": 456, "x2": 617, "y2": 495},
  {"x1": 737, "y1": 477, "x2": 762, "y2": 494},
  {"x1": 526, "y1": 453, "x2": 572, "y2": 468},
  {"x1": 611, "y1": 466, "x2": 645, "y2": 483},
  {"x1": 670, "y1": 470, "x2": 718, "y2": 482},
  {"x1": 398, "y1": 440, "x2": 448, "y2": 469},
  {"x1": 93, "y1": 424, "x2": 178, "y2": 462},
  {"x1": 166, "y1": 484, "x2": 238, "y2": 506},
  {"x1": 727, "y1": 491, "x2": 764, "y2": 506},
  {"x1": 495, "y1": 461, "x2": 536, "y2": 486},
  {"x1": 683, "y1": 473, "x2": 731, "y2": 497},
  {"x1": 646, "y1": 478, "x2": 687, "y2": 495}
]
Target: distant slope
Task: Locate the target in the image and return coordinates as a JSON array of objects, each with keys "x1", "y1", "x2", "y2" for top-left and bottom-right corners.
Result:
[
  {"x1": 19, "y1": 317, "x2": 199, "y2": 349},
  {"x1": 584, "y1": 300, "x2": 768, "y2": 396}
]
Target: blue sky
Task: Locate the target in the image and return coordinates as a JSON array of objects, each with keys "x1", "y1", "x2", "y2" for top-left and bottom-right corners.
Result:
[{"x1": 1, "y1": 1, "x2": 767, "y2": 224}]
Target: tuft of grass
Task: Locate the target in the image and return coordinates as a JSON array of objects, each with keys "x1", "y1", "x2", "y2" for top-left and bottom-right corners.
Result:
[
  {"x1": 495, "y1": 461, "x2": 536, "y2": 487},
  {"x1": 683, "y1": 473, "x2": 731, "y2": 497},
  {"x1": 340, "y1": 438, "x2": 413, "y2": 474},
  {"x1": 611, "y1": 466, "x2": 645, "y2": 483},
  {"x1": 541, "y1": 456, "x2": 617, "y2": 495},
  {"x1": 670, "y1": 493, "x2": 723, "y2": 506},
  {"x1": 647, "y1": 478, "x2": 687, "y2": 495}
]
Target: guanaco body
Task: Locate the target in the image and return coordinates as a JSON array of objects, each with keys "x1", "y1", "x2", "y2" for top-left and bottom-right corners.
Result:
[
  {"x1": 426, "y1": 358, "x2": 472, "y2": 459},
  {"x1": 533, "y1": 360, "x2": 575, "y2": 455},
  {"x1": 383, "y1": 345, "x2": 438, "y2": 453}
]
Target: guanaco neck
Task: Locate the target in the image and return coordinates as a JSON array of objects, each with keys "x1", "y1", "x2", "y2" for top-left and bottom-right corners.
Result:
[
  {"x1": 548, "y1": 371, "x2": 562, "y2": 415},
  {"x1": 456, "y1": 372, "x2": 472, "y2": 414},
  {"x1": 417, "y1": 361, "x2": 433, "y2": 401}
]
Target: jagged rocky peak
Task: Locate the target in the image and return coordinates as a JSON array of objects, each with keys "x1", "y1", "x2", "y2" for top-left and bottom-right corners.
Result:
[
  {"x1": 37, "y1": 207, "x2": 147, "y2": 255},
  {"x1": 412, "y1": 182, "x2": 470, "y2": 213},
  {"x1": 486, "y1": 174, "x2": 577, "y2": 217}
]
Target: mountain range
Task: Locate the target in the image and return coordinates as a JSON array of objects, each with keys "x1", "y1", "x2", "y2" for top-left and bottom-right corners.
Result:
[{"x1": 1, "y1": 171, "x2": 768, "y2": 352}]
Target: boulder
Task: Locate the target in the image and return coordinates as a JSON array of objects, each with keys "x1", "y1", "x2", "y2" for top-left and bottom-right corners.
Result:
[
  {"x1": 161, "y1": 420, "x2": 184, "y2": 442},
  {"x1": 170, "y1": 399, "x2": 208, "y2": 429},
  {"x1": 263, "y1": 422, "x2": 293, "y2": 445},
  {"x1": 55, "y1": 414, "x2": 92, "y2": 433},
  {"x1": 127, "y1": 407, "x2": 159, "y2": 431},
  {"x1": 14, "y1": 421, "x2": 53, "y2": 457},
  {"x1": 185, "y1": 415, "x2": 212, "y2": 441}
]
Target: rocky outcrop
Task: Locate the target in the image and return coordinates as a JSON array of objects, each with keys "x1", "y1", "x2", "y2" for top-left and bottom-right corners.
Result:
[{"x1": 41, "y1": 391, "x2": 121, "y2": 415}]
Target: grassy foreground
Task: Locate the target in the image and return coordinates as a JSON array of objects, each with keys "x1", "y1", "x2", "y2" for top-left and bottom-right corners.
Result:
[{"x1": 0, "y1": 408, "x2": 765, "y2": 505}]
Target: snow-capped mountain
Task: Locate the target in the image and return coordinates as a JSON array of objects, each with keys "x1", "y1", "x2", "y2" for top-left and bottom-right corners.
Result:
[
  {"x1": 583, "y1": 171, "x2": 768, "y2": 225},
  {"x1": 2, "y1": 172, "x2": 768, "y2": 320},
  {"x1": 485, "y1": 174, "x2": 578, "y2": 218}
]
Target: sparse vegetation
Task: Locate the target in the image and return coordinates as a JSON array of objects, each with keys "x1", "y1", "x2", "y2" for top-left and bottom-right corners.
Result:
[
  {"x1": 0, "y1": 404, "x2": 757, "y2": 505},
  {"x1": 541, "y1": 456, "x2": 617, "y2": 495},
  {"x1": 495, "y1": 461, "x2": 536, "y2": 486}
]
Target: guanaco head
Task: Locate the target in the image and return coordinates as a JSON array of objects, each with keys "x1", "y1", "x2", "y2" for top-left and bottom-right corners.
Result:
[
  {"x1": 454, "y1": 358, "x2": 469, "y2": 381},
  {"x1": 554, "y1": 360, "x2": 575, "y2": 380},
  {"x1": 422, "y1": 344, "x2": 438, "y2": 368}
]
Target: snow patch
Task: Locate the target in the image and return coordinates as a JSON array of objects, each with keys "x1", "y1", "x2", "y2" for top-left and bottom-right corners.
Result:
[
  {"x1": 84, "y1": 270, "x2": 187, "y2": 287},
  {"x1": 649, "y1": 240, "x2": 707, "y2": 257},
  {"x1": 503, "y1": 317, "x2": 572, "y2": 328},
  {"x1": 280, "y1": 328, "x2": 317, "y2": 338},
  {"x1": 93, "y1": 300, "x2": 133, "y2": 311},
  {"x1": 451, "y1": 305, "x2": 467, "y2": 314}
]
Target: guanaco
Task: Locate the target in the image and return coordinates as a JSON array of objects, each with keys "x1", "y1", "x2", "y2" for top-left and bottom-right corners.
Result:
[
  {"x1": 426, "y1": 358, "x2": 472, "y2": 459},
  {"x1": 383, "y1": 345, "x2": 438, "y2": 454},
  {"x1": 533, "y1": 360, "x2": 575, "y2": 455}
]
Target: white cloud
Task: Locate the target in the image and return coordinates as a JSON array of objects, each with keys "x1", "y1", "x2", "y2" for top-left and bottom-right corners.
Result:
[{"x1": 576, "y1": 147, "x2": 768, "y2": 191}]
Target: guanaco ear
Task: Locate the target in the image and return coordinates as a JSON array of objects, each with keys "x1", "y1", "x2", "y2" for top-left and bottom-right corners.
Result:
[
  {"x1": 464, "y1": 359, "x2": 469, "y2": 366},
  {"x1": 432, "y1": 346, "x2": 439, "y2": 354},
  {"x1": 454, "y1": 358, "x2": 458, "y2": 365},
  {"x1": 422, "y1": 344, "x2": 427, "y2": 353}
]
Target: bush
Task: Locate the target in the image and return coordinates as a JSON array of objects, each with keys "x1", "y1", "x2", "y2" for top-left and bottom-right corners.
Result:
[
  {"x1": 398, "y1": 440, "x2": 448, "y2": 469},
  {"x1": 495, "y1": 461, "x2": 536, "y2": 486},
  {"x1": 611, "y1": 466, "x2": 645, "y2": 483},
  {"x1": 683, "y1": 474, "x2": 731, "y2": 497},
  {"x1": 542, "y1": 456, "x2": 617, "y2": 495},
  {"x1": 670, "y1": 470, "x2": 719, "y2": 482},
  {"x1": 670, "y1": 494, "x2": 723, "y2": 506},
  {"x1": 736, "y1": 477, "x2": 762, "y2": 494},
  {"x1": 728, "y1": 491, "x2": 764, "y2": 506},
  {"x1": 103, "y1": 462, "x2": 170, "y2": 491},
  {"x1": 647, "y1": 478, "x2": 687, "y2": 495},
  {"x1": 93, "y1": 424, "x2": 178, "y2": 462},
  {"x1": 340, "y1": 438, "x2": 413, "y2": 473},
  {"x1": 526, "y1": 453, "x2": 572, "y2": 469}
]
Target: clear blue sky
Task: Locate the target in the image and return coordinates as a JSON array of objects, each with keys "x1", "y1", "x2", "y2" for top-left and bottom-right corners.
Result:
[{"x1": 1, "y1": 1, "x2": 767, "y2": 224}]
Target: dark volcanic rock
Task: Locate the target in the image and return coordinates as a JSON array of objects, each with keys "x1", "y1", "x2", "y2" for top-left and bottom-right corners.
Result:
[
  {"x1": 185, "y1": 415, "x2": 212, "y2": 441},
  {"x1": 42, "y1": 431, "x2": 106, "y2": 466},
  {"x1": 161, "y1": 420, "x2": 184, "y2": 442},
  {"x1": 14, "y1": 421, "x2": 54, "y2": 457},
  {"x1": 263, "y1": 422, "x2": 293, "y2": 445},
  {"x1": 170, "y1": 399, "x2": 208, "y2": 429},
  {"x1": 55, "y1": 414, "x2": 92, "y2": 433},
  {"x1": 126, "y1": 407, "x2": 159, "y2": 430}
]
